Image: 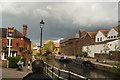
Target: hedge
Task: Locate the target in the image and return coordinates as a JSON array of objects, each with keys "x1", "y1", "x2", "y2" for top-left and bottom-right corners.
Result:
[{"x1": 7, "y1": 56, "x2": 26, "y2": 68}]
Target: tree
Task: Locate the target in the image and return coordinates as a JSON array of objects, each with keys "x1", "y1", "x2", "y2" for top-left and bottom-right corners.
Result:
[
  {"x1": 19, "y1": 45, "x2": 23, "y2": 56},
  {"x1": 43, "y1": 41, "x2": 55, "y2": 55},
  {"x1": 115, "y1": 44, "x2": 120, "y2": 51},
  {"x1": 103, "y1": 43, "x2": 110, "y2": 54}
]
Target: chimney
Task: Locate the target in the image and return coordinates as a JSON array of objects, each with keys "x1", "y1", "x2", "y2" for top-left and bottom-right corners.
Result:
[{"x1": 23, "y1": 24, "x2": 27, "y2": 36}]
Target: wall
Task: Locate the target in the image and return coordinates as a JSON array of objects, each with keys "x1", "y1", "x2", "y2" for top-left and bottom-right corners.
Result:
[
  {"x1": 82, "y1": 39, "x2": 120, "y2": 58},
  {"x1": 107, "y1": 28, "x2": 118, "y2": 40},
  {"x1": 96, "y1": 31, "x2": 107, "y2": 42}
]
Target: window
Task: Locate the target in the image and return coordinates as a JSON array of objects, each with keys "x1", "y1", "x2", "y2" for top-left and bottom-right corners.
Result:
[
  {"x1": 16, "y1": 43, "x2": 19, "y2": 46},
  {"x1": 97, "y1": 38, "x2": 99, "y2": 42},
  {"x1": 100, "y1": 37, "x2": 102, "y2": 41},
  {"x1": 111, "y1": 36, "x2": 113, "y2": 38},
  {"x1": 7, "y1": 39, "x2": 12, "y2": 46},
  {"x1": 110, "y1": 44, "x2": 112, "y2": 46},
  {"x1": 10, "y1": 39, "x2": 12, "y2": 46},
  {"x1": 114, "y1": 36, "x2": 116, "y2": 38},
  {"x1": 56, "y1": 49, "x2": 58, "y2": 51},
  {"x1": 4, "y1": 52, "x2": 8, "y2": 59}
]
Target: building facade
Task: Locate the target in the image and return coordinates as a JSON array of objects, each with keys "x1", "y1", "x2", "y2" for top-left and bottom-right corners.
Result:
[
  {"x1": 82, "y1": 26, "x2": 120, "y2": 58},
  {"x1": 0, "y1": 24, "x2": 31, "y2": 62},
  {"x1": 60, "y1": 30, "x2": 96, "y2": 56}
]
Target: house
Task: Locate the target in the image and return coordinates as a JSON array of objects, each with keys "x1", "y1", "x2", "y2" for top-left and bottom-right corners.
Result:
[
  {"x1": 95, "y1": 30, "x2": 109, "y2": 42},
  {"x1": 31, "y1": 43, "x2": 40, "y2": 55},
  {"x1": 53, "y1": 42, "x2": 60, "y2": 54},
  {"x1": 107, "y1": 27, "x2": 120, "y2": 40},
  {"x1": 60, "y1": 33, "x2": 79, "y2": 55},
  {"x1": 60, "y1": 30, "x2": 96, "y2": 56},
  {"x1": 0, "y1": 24, "x2": 31, "y2": 62},
  {"x1": 77, "y1": 31, "x2": 96, "y2": 53},
  {"x1": 82, "y1": 39, "x2": 120, "y2": 58},
  {"x1": 82, "y1": 26, "x2": 120, "y2": 58}
]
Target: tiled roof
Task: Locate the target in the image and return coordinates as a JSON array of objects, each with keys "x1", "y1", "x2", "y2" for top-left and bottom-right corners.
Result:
[
  {"x1": 0, "y1": 28, "x2": 23, "y2": 38},
  {"x1": 79, "y1": 29, "x2": 87, "y2": 37},
  {"x1": 0, "y1": 28, "x2": 7, "y2": 37},
  {"x1": 54, "y1": 42, "x2": 60, "y2": 47},
  {"x1": 44, "y1": 40, "x2": 52, "y2": 44},
  {"x1": 87, "y1": 32, "x2": 97, "y2": 38},
  {"x1": 113, "y1": 27, "x2": 120, "y2": 33},
  {"x1": 99, "y1": 30, "x2": 109, "y2": 36},
  {"x1": 60, "y1": 33, "x2": 79, "y2": 43}
]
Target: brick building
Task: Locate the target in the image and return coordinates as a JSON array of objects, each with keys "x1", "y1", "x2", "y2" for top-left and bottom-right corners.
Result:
[
  {"x1": 60, "y1": 29, "x2": 96, "y2": 56},
  {"x1": 0, "y1": 24, "x2": 31, "y2": 62},
  {"x1": 60, "y1": 34, "x2": 79, "y2": 55}
]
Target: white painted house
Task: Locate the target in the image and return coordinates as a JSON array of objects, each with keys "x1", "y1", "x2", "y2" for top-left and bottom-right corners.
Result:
[
  {"x1": 82, "y1": 39, "x2": 120, "y2": 57},
  {"x1": 107, "y1": 27, "x2": 119, "y2": 40},
  {"x1": 83, "y1": 27, "x2": 120, "y2": 57},
  {"x1": 95, "y1": 30, "x2": 109, "y2": 42}
]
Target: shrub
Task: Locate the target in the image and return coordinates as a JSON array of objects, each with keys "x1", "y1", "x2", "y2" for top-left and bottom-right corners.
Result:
[
  {"x1": 7, "y1": 56, "x2": 26, "y2": 68},
  {"x1": 7, "y1": 56, "x2": 21, "y2": 68},
  {"x1": 75, "y1": 52, "x2": 85, "y2": 58},
  {"x1": 113, "y1": 64, "x2": 120, "y2": 72}
]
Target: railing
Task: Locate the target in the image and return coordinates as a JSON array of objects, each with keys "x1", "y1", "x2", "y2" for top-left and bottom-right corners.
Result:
[{"x1": 44, "y1": 62, "x2": 90, "y2": 80}]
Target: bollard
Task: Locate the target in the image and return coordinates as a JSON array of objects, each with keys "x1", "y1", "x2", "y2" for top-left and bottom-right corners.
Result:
[
  {"x1": 68, "y1": 71, "x2": 70, "y2": 80},
  {"x1": 58, "y1": 69, "x2": 60, "y2": 80}
]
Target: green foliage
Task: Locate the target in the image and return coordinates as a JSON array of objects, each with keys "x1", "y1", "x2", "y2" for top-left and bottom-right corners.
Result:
[
  {"x1": 75, "y1": 52, "x2": 87, "y2": 57},
  {"x1": 7, "y1": 56, "x2": 26, "y2": 68},
  {"x1": 2, "y1": 44, "x2": 7, "y2": 50},
  {"x1": 43, "y1": 41, "x2": 55, "y2": 55},
  {"x1": 7, "y1": 56, "x2": 21, "y2": 68},
  {"x1": 103, "y1": 44, "x2": 110, "y2": 53},
  {"x1": 19, "y1": 45, "x2": 23, "y2": 52},
  {"x1": 113, "y1": 64, "x2": 120, "y2": 72}
]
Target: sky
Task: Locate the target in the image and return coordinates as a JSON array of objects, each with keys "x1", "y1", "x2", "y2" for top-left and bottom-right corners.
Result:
[{"x1": 0, "y1": 0, "x2": 119, "y2": 43}]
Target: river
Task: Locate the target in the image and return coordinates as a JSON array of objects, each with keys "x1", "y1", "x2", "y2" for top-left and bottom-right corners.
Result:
[{"x1": 42, "y1": 56, "x2": 120, "y2": 79}]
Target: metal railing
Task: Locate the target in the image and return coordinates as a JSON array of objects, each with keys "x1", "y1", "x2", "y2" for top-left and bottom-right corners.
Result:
[{"x1": 44, "y1": 62, "x2": 90, "y2": 80}]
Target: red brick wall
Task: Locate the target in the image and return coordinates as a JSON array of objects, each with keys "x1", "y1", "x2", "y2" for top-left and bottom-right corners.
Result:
[
  {"x1": 1, "y1": 37, "x2": 31, "y2": 62},
  {"x1": 60, "y1": 33, "x2": 95, "y2": 56}
]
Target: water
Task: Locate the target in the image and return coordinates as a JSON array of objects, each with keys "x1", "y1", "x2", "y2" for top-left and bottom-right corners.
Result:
[{"x1": 42, "y1": 56, "x2": 120, "y2": 79}]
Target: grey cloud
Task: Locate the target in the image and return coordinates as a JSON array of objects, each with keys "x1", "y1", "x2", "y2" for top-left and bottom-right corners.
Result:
[{"x1": 2, "y1": 2, "x2": 118, "y2": 43}]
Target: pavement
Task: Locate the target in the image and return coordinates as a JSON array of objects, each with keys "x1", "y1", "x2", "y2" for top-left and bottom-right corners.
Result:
[{"x1": 1, "y1": 65, "x2": 32, "y2": 80}]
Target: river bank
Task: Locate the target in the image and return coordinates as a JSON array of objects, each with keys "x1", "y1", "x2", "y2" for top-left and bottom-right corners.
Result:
[{"x1": 66, "y1": 56, "x2": 120, "y2": 76}]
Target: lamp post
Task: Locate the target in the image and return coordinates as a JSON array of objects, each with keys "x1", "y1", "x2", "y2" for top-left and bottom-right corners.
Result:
[{"x1": 40, "y1": 20, "x2": 44, "y2": 55}]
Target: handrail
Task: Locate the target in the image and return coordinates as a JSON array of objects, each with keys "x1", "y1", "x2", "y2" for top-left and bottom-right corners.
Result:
[{"x1": 44, "y1": 62, "x2": 89, "y2": 80}]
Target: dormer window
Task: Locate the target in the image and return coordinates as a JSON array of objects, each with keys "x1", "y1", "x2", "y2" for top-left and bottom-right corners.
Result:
[
  {"x1": 111, "y1": 36, "x2": 113, "y2": 39},
  {"x1": 97, "y1": 38, "x2": 99, "y2": 42},
  {"x1": 114, "y1": 36, "x2": 116, "y2": 38}
]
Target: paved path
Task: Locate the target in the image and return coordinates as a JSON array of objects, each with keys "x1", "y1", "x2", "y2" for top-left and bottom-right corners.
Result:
[{"x1": 1, "y1": 66, "x2": 32, "y2": 80}]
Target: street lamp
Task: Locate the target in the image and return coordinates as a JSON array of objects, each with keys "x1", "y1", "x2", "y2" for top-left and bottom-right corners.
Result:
[{"x1": 40, "y1": 20, "x2": 44, "y2": 55}]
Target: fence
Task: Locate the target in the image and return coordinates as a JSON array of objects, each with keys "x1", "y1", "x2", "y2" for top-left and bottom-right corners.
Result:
[{"x1": 44, "y1": 62, "x2": 90, "y2": 80}]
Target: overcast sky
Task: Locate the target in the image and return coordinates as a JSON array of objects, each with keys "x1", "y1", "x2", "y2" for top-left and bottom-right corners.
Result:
[{"x1": 0, "y1": 1, "x2": 119, "y2": 43}]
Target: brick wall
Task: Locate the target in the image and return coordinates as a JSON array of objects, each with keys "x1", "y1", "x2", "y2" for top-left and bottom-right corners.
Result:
[
  {"x1": 60, "y1": 33, "x2": 95, "y2": 56},
  {"x1": 1, "y1": 37, "x2": 31, "y2": 62}
]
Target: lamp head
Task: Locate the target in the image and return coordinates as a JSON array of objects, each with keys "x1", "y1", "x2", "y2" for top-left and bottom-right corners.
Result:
[{"x1": 40, "y1": 20, "x2": 44, "y2": 28}]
